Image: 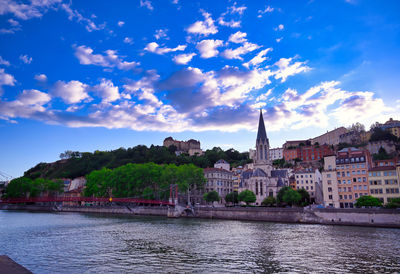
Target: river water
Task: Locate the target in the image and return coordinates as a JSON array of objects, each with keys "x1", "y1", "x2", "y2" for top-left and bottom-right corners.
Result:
[{"x1": 0, "y1": 211, "x2": 399, "y2": 273}]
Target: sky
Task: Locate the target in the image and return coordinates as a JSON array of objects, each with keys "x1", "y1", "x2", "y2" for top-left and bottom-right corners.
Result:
[{"x1": 0, "y1": 0, "x2": 400, "y2": 178}]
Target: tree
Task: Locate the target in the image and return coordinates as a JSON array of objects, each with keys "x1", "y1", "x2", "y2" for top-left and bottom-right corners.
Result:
[
  {"x1": 282, "y1": 189, "x2": 301, "y2": 206},
  {"x1": 262, "y1": 196, "x2": 276, "y2": 207},
  {"x1": 297, "y1": 188, "x2": 311, "y2": 206},
  {"x1": 238, "y1": 190, "x2": 256, "y2": 205},
  {"x1": 277, "y1": 186, "x2": 292, "y2": 204},
  {"x1": 348, "y1": 122, "x2": 366, "y2": 133},
  {"x1": 225, "y1": 192, "x2": 238, "y2": 204},
  {"x1": 203, "y1": 191, "x2": 220, "y2": 204},
  {"x1": 386, "y1": 198, "x2": 400, "y2": 209},
  {"x1": 354, "y1": 195, "x2": 382, "y2": 208}
]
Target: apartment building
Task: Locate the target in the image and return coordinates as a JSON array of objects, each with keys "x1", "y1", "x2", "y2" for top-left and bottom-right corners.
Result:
[
  {"x1": 204, "y1": 168, "x2": 233, "y2": 203},
  {"x1": 335, "y1": 148, "x2": 369, "y2": 208},
  {"x1": 294, "y1": 169, "x2": 322, "y2": 203},
  {"x1": 321, "y1": 155, "x2": 340, "y2": 208},
  {"x1": 368, "y1": 166, "x2": 399, "y2": 204}
]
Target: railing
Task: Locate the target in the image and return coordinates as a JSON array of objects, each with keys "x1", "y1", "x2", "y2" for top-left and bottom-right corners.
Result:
[{"x1": 0, "y1": 197, "x2": 174, "y2": 206}]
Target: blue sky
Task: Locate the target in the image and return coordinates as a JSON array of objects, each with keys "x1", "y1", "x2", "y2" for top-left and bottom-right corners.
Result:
[{"x1": 0, "y1": 0, "x2": 399, "y2": 178}]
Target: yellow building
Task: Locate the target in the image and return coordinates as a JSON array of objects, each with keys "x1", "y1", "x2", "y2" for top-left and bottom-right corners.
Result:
[{"x1": 368, "y1": 166, "x2": 399, "y2": 204}]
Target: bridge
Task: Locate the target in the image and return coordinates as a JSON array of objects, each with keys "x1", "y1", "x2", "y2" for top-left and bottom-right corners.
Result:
[{"x1": 0, "y1": 197, "x2": 174, "y2": 206}]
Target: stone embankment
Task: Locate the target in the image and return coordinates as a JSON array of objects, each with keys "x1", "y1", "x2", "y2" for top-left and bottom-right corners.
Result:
[{"x1": 1, "y1": 204, "x2": 400, "y2": 228}]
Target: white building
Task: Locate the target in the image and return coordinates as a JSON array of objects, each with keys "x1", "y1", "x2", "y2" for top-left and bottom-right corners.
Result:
[
  {"x1": 294, "y1": 169, "x2": 322, "y2": 203},
  {"x1": 269, "y1": 148, "x2": 284, "y2": 160},
  {"x1": 321, "y1": 155, "x2": 340, "y2": 208},
  {"x1": 204, "y1": 168, "x2": 233, "y2": 203}
]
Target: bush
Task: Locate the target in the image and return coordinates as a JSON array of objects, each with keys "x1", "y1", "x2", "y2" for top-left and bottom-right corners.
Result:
[
  {"x1": 262, "y1": 196, "x2": 276, "y2": 207},
  {"x1": 385, "y1": 198, "x2": 400, "y2": 209},
  {"x1": 354, "y1": 195, "x2": 382, "y2": 208},
  {"x1": 238, "y1": 190, "x2": 256, "y2": 205}
]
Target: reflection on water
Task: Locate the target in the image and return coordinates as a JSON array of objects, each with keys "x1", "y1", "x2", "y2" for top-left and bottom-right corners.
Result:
[{"x1": 1, "y1": 211, "x2": 400, "y2": 273}]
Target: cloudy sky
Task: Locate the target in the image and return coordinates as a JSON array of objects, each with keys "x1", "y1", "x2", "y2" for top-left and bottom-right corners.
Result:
[{"x1": 0, "y1": 0, "x2": 399, "y2": 177}]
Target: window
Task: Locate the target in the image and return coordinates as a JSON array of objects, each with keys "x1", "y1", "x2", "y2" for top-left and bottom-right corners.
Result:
[
  {"x1": 328, "y1": 187, "x2": 332, "y2": 192},
  {"x1": 329, "y1": 195, "x2": 333, "y2": 199},
  {"x1": 348, "y1": 187, "x2": 351, "y2": 192},
  {"x1": 339, "y1": 195, "x2": 343, "y2": 199},
  {"x1": 327, "y1": 174, "x2": 331, "y2": 178},
  {"x1": 355, "y1": 193, "x2": 358, "y2": 198}
]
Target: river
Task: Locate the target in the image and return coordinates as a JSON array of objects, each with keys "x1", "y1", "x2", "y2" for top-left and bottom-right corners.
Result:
[{"x1": 0, "y1": 210, "x2": 399, "y2": 273}]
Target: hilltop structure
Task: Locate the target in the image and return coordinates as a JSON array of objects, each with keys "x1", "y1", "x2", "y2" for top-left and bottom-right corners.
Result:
[{"x1": 163, "y1": 137, "x2": 203, "y2": 156}]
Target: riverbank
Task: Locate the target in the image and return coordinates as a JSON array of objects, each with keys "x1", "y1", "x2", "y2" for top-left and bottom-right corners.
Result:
[{"x1": 1, "y1": 204, "x2": 400, "y2": 228}]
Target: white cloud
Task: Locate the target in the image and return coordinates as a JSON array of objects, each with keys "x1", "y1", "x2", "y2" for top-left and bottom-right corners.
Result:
[
  {"x1": 186, "y1": 10, "x2": 218, "y2": 36},
  {"x1": 18, "y1": 89, "x2": 51, "y2": 105},
  {"x1": 34, "y1": 74, "x2": 47, "y2": 82},
  {"x1": 123, "y1": 37, "x2": 133, "y2": 44},
  {"x1": 93, "y1": 79, "x2": 120, "y2": 103},
  {"x1": 228, "y1": 31, "x2": 247, "y2": 44},
  {"x1": 19, "y1": 54, "x2": 32, "y2": 64},
  {"x1": 274, "y1": 24, "x2": 284, "y2": 31},
  {"x1": 8, "y1": 18, "x2": 20, "y2": 26},
  {"x1": 221, "y1": 42, "x2": 260, "y2": 60},
  {"x1": 52, "y1": 80, "x2": 90, "y2": 104},
  {"x1": 118, "y1": 21, "x2": 125, "y2": 27},
  {"x1": 123, "y1": 70, "x2": 162, "y2": 107},
  {"x1": 257, "y1": 6, "x2": 274, "y2": 18},
  {"x1": 74, "y1": 45, "x2": 139, "y2": 70},
  {"x1": 273, "y1": 57, "x2": 311, "y2": 82},
  {"x1": 0, "y1": 56, "x2": 10, "y2": 66},
  {"x1": 0, "y1": 68, "x2": 16, "y2": 87},
  {"x1": 196, "y1": 39, "x2": 223, "y2": 58},
  {"x1": 243, "y1": 48, "x2": 273, "y2": 68},
  {"x1": 217, "y1": 3, "x2": 246, "y2": 28},
  {"x1": 172, "y1": 0, "x2": 179, "y2": 4},
  {"x1": 140, "y1": 0, "x2": 153, "y2": 11},
  {"x1": 276, "y1": 37, "x2": 283, "y2": 43},
  {"x1": 0, "y1": 0, "x2": 61, "y2": 20},
  {"x1": 154, "y1": 29, "x2": 168, "y2": 40},
  {"x1": 173, "y1": 53, "x2": 196, "y2": 65},
  {"x1": 144, "y1": 42, "x2": 186, "y2": 55},
  {"x1": 61, "y1": 4, "x2": 105, "y2": 32}
]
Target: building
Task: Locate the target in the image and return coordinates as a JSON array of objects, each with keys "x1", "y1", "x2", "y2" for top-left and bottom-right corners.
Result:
[
  {"x1": 283, "y1": 144, "x2": 333, "y2": 162},
  {"x1": 294, "y1": 169, "x2": 322, "y2": 203},
  {"x1": 335, "y1": 147, "x2": 370, "y2": 208},
  {"x1": 214, "y1": 159, "x2": 230, "y2": 171},
  {"x1": 321, "y1": 155, "x2": 340, "y2": 208},
  {"x1": 269, "y1": 147, "x2": 284, "y2": 160},
  {"x1": 163, "y1": 137, "x2": 203, "y2": 156},
  {"x1": 378, "y1": 118, "x2": 400, "y2": 138},
  {"x1": 241, "y1": 110, "x2": 286, "y2": 205},
  {"x1": 311, "y1": 127, "x2": 347, "y2": 145},
  {"x1": 203, "y1": 168, "x2": 233, "y2": 203},
  {"x1": 249, "y1": 149, "x2": 256, "y2": 161},
  {"x1": 368, "y1": 166, "x2": 399, "y2": 204},
  {"x1": 68, "y1": 177, "x2": 86, "y2": 191},
  {"x1": 231, "y1": 166, "x2": 243, "y2": 192}
]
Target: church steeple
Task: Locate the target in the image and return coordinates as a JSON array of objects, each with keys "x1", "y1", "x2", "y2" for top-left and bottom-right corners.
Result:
[
  {"x1": 255, "y1": 109, "x2": 270, "y2": 164},
  {"x1": 256, "y1": 109, "x2": 268, "y2": 143}
]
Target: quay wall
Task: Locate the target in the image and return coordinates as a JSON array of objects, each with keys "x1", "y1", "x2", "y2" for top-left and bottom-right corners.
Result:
[{"x1": 1, "y1": 204, "x2": 400, "y2": 228}]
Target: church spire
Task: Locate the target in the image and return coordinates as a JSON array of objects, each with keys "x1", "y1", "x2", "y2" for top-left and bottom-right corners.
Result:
[{"x1": 256, "y1": 109, "x2": 268, "y2": 143}]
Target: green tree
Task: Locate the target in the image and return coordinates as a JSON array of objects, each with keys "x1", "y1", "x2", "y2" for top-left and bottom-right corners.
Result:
[
  {"x1": 355, "y1": 195, "x2": 382, "y2": 207},
  {"x1": 225, "y1": 192, "x2": 238, "y2": 204},
  {"x1": 297, "y1": 188, "x2": 311, "y2": 206},
  {"x1": 386, "y1": 198, "x2": 400, "y2": 209},
  {"x1": 282, "y1": 189, "x2": 301, "y2": 206},
  {"x1": 203, "y1": 191, "x2": 220, "y2": 204},
  {"x1": 238, "y1": 190, "x2": 256, "y2": 205},
  {"x1": 277, "y1": 186, "x2": 292, "y2": 204},
  {"x1": 262, "y1": 196, "x2": 276, "y2": 207}
]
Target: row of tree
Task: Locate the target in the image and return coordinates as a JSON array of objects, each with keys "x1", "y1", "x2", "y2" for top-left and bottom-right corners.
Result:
[
  {"x1": 24, "y1": 146, "x2": 251, "y2": 180},
  {"x1": 83, "y1": 162, "x2": 205, "y2": 200},
  {"x1": 5, "y1": 177, "x2": 64, "y2": 198}
]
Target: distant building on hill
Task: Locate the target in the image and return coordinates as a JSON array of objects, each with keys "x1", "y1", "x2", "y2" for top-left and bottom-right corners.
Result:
[
  {"x1": 378, "y1": 118, "x2": 400, "y2": 138},
  {"x1": 283, "y1": 144, "x2": 333, "y2": 162},
  {"x1": 269, "y1": 147, "x2": 283, "y2": 160},
  {"x1": 214, "y1": 159, "x2": 230, "y2": 171},
  {"x1": 311, "y1": 127, "x2": 347, "y2": 145},
  {"x1": 163, "y1": 137, "x2": 203, "y2": 156}
]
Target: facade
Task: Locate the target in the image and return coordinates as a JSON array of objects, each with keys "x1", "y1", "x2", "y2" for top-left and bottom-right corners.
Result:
[
  {"x1": 368, "y1": 166, "x2": 399, "y2": 204},
  {"x1": 321, "y1": 155, "x2": 340, "y2": 208},
  {"x1": 284, "y1": 145, "x2": 333, "y2": 162},
  {"x1": 311, "y1": 127, "x2": 347, "y2": 145},
  {"x1": 163, "y1": 137, "x2": 203, "y2": 156},
  {"x1": 214, "y1": 159, "x2": 230, "y2": 171},
  {"x1": 335, "y1": 148, "x2": 369, "y2": 208},
  {"x1": 231, "y1": 166, "x2": 243, "y2": 192},
  {"x1": 68, "y1": 177, "x2": 86, "y2": 191},
  {"x1": 269, "y1": 147, "x2": 284, "y2": 160},
  {"x1": 294, "y1": 169, "x2": 322, "y2": 203},
  {"x1": 283, "y1": 140, "x2": 307, "y2": 149},
  {"x1": 203, "y1": 168, "x2": 233, "y2": 203}
]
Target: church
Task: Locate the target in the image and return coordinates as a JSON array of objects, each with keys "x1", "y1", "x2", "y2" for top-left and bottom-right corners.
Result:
[{"x1": 240, "y1": 110, "x2": 288, "y2": 205}]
